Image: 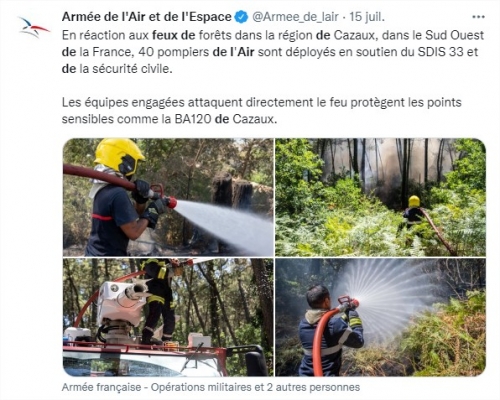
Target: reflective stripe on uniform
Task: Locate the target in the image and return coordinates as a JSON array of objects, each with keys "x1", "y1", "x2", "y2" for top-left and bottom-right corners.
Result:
[
  {"x1": 303, "y1": 327, "x2": 353, "y2": 356},
  {"x1": 337, "y1": 326, "x2": 353, "y2": 345},
  {"x1": 140, "y1": 258, "x2": 166, "y2": 274},
  {"x1": 92, "y1": 214, "x2": 113, "y2": 221},
  {"x1": 158, "y1": 267, "x2": 167, "y2": 279},
  {"x1": 147, "y1": 294, "x2": 165, "y2": 304},
  {"x1": 349, "y1": 317, "x2": 362, "y2": 327}
]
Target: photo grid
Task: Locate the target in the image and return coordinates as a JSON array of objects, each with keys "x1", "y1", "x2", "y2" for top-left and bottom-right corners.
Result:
[{"x1": 62, "y1": 137, "x2": 485, "y2": 378}]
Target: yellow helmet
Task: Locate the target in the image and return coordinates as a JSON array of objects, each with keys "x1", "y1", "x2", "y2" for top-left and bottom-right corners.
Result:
[
  {"x1": 408, "y1": 195, "x2": 420, "y2": 208},
  {"x1": 94, "y1": 138, "x2": 145, "y2": 176}
]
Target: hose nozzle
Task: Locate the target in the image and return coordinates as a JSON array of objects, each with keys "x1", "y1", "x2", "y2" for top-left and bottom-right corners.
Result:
[
  {"x1": 338, "y1": 295, "x2": 359, "y2": 310},
  {"x1": 163, "y1": 196, "x2": 177, "y2": 209}
]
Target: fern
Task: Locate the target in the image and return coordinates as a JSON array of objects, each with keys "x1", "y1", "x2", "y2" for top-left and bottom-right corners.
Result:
[{"x1": 401, "y1": 291, "x2": 485, "y2": 376}]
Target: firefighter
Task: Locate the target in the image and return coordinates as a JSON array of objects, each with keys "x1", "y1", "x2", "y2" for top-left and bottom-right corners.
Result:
[
  {"x1": 140, "y1": 258, "x2": 193, "y2": 345},
  {"x1": 402, "y1": 195, "x2": 425, "y2": 229},
  {"x1": 85, "y1": 138, "x2": 167, "y2": 256},
  {"x1": 298, "y1": 285, "x2": 364, "y2": 376}
]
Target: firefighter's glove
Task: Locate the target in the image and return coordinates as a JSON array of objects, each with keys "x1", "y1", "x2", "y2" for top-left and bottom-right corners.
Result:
[
  {"x1": 132, "y1": 180, "x2": 151, "y2": 204},
  {"x1": 347, "y1": 310, "x2": 362, "y2": 328},
  {"x1": 140, "y1": 199, "x2": 166, "y2": 229}
]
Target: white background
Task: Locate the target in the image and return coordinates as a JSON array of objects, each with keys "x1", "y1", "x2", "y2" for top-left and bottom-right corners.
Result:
[{"x1": 0, "y1": 1, "x2": 499, "y2": 399}]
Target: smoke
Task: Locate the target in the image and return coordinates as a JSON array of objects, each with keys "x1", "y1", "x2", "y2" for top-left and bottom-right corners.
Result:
[{"x1": 318, "y1": 138, "x2": 456, "y2": 208}]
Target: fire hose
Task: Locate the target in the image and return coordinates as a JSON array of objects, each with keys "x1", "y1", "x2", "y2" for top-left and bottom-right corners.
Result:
[
  {"x1": 419, "y1": 208, "x2": 458, "y2": 256},
  {"x1": 63, "y1": 164, "x2": 177, "y2": 208},
  {"x1": 312, "y1": 296, "x2": 359, "y2": 377}
]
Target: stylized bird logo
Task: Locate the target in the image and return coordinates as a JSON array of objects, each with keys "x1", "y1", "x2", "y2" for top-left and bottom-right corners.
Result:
[{"x1": 19, "y1": 17, "x2": 50, "y2": 38}]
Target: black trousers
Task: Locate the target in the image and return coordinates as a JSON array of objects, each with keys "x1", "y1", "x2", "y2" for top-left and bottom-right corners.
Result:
[
  {"x1": 142, "y1": 300, "x2": 176, "y2": 340},
  {"x1": 142, "y1": 301, "x2": 163, "y2": 340}
]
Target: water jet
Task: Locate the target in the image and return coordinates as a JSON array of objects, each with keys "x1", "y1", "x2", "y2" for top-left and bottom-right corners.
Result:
[
  {"x1": 332, "y1": 258, "x2": 440, "y2": 343},
  {"x1": 174, "y1": 200, "x2": 273, "y2": 256}
]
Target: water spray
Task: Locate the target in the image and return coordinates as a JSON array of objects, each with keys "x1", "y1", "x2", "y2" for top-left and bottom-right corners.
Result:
[
  {"x1": 173, "y1": 200, "x2": 273, "y2": 256},
  {"x1": 333, "y1": 259, "x2": 439, "y2": 344}
]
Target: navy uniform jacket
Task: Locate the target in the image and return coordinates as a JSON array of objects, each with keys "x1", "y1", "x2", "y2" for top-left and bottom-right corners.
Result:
[
  {"x1": 85, "y1": 185, "x2": 138, "y2": 256},
  {"x1": 141, "y1": 259, "x2": 176, "y2": 304},
  {"x1": 403, "y1": 207, "x2": 425, "y2": 224},
  {"x1": 298, "y1": 310, "x2": 364, "y2": 376}
]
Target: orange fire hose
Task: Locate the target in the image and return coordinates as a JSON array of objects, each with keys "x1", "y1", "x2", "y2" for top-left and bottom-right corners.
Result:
[
  {"x1": 63, "y1": 164, "x2": 136, "y2": 191},
  {"x1": 419, "y1": 208, "x2": 458, "y2": 256},
  {"x1": 312, "y1": 307, "x2": 341, "y2": 376},
  {"x1": 63, "y1": 163, "x2": 177, "y2": 207}
]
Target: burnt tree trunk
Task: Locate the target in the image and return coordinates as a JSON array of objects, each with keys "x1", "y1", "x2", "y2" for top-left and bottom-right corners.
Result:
[
  {"x1": 199, "y1": 261, "x2": 239, "y2": 347},
  {"x1": 212, "y1": 172, "x2": 233, "y2": 206},
  {"x1": 401, "y1": 139, "x2": 410, "y2": 209},
  {"x1": 208, "y1": 172, "x2": 233, "y2": 253},
  {"x1": 183, "y1": 268, "x2": 192, "y2": 341},
  {"x1": 104, "y1": 259, "x2": 110, "y2": 281},
  {"x1": 233, "y1": 180, "x2": 253, "y2": 211},
  {"x1": 238, "y1": 278, "x2": 252, "y2": 323},
  {"x1": 206, "y1": 263, "x2": 221, "y2": 344},
  {"x1": 361, "y1": 139, "x2": 366, "y2": 192},
  {"x1": 183, "y1": 267, "x2": 207, "y2": 339},
  {"x1": 424, "y1": 139, "x2": 429, "y2": 187},
  {"x1": 347, "y1": 139, "x2": 353, "y2": 178},
  {"x1": 310, "y1": 258, "x2": 321, "y2": 275},
  {"x1": 129, "y1": 258, "x2": 138, "y2": 273},
  {"x1": 396, "y1": 139, "x2": 403, "y2": 175},
  {"x1": 91, "y1": 258, "x2": 99, "y2": 330},
  {"x1": 240, "y1": 139, "x2": 255, "y2": 179},
  {"x1": 437, "y1": 139, "x2": 445, "y2": 183},
  {"x1": 329, "y1": 139, "x2": 336, "y2": 181},
  {"x1": 352, "y1": 139, "x2": 359, "y2": 176},
  {"x1": 251, "y1": 259, "x2": 274, "y2": 349},
  {"x1": 64, "y1": 259, "x2": 82, "y2": 328},
  {"x1": 447, "y1": 140, "x2": 455, "y2": 169}
]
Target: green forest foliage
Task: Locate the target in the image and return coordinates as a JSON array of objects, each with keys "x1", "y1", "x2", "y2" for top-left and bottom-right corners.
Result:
[
  {"x1": 63, "y1": 258, "x2": 274, "y2": 376},
  {"x1": 275, "y1": 138, "x2": 485, "y2": 256},
  {"x1": 63, "y1": 139, "x2": 273, "y2": 251},
  {"x1": 275, "y1": 139, "x2": 325, "y2": 215},
  {"x1": 401, "y1": 290, "x2": 486, "y2": 376}
]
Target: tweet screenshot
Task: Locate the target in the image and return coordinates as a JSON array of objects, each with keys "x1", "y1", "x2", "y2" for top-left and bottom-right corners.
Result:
[{"x1": 0, "y1": 1, "x2": 498, "y2": 399}]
